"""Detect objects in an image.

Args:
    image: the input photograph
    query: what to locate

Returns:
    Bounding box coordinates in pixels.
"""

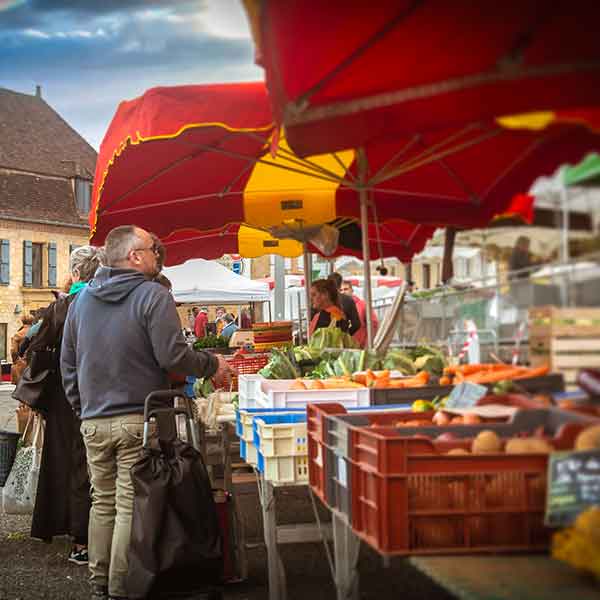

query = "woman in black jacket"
[16,245,104,565]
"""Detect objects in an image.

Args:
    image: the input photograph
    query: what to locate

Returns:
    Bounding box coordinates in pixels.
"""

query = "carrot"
[464,368,529,384]
[353,373,367,386]
[513,365,550,379]
[454,371,465,384]
[439,376,451,386]
[366,369,377,388]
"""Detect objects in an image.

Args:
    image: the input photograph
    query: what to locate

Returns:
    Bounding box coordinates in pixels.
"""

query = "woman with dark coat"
[18,245,104,564]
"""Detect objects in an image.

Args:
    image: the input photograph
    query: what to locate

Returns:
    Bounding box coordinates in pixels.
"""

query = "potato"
[472,430,502,454]
[575,425,600,451]
[505,438,530,454]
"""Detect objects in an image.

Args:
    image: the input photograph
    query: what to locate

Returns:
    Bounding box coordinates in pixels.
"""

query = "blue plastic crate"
[252,413,307,448]
[236,407,304,442]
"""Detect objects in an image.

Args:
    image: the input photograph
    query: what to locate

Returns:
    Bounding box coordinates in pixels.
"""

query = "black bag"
[126,395,223,600]
[11,350,56,415]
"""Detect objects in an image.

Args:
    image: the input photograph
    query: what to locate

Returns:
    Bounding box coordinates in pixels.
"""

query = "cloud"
[0,0,262,150]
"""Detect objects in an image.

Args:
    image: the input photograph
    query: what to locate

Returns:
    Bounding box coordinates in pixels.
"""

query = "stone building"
[0,87,96,361]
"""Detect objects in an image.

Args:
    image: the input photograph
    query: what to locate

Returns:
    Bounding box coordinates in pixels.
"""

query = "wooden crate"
[529,306,600,385]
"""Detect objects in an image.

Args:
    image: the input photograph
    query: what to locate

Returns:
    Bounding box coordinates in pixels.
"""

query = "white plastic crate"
[255,419,308,457]
[259,453,309,485]
[241,439,258,466]
[241,377,370,410]
[238,374,263,408]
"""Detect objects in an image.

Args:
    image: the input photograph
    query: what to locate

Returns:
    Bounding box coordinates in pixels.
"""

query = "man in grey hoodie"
[61,225,231,600]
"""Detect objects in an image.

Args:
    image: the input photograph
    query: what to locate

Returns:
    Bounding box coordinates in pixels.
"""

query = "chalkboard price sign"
[545,449,600,528]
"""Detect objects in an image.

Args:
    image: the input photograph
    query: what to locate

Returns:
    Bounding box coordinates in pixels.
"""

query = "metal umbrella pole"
[357,148,373,348]
[303,246,313,341]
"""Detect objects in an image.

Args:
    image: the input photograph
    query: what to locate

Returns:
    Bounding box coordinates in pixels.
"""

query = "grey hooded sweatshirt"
[61,267,218,420]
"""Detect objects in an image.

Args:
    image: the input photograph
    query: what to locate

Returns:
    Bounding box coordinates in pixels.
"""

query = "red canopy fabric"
[250,0,600,156]
[90,82,274,243]
[160,220,433,267]
[336,121,598,228]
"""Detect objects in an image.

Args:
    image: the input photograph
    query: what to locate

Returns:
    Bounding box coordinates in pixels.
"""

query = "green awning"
[564,152,600,187]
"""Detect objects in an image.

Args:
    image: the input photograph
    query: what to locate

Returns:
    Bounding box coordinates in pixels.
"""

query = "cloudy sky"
[0,0,261,149]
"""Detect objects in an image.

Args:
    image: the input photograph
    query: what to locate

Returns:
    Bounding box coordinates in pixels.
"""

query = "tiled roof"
[0,172,87,227]
[0,88,96,178]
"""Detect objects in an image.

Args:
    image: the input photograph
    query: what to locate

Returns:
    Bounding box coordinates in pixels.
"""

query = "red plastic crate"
[308,402,598,556]
[349,434,552,555]
[225,353,270,392]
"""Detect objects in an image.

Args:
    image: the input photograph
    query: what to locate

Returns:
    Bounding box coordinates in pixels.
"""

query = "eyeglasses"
[132,244,160,256]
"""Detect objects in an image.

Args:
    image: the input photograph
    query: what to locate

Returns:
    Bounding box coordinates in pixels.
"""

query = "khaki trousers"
[81,414,153,597]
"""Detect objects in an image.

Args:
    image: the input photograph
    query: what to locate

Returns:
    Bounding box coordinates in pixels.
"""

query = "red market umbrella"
[90,83,548,248]
[160,220,433,267]
[245,0,600,157]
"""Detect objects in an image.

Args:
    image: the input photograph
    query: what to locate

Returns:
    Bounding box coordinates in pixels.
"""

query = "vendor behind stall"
[221,313,239,342]
[309,279,348,336]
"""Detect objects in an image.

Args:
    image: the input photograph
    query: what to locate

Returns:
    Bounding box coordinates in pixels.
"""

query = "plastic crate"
[256,452,309,484]
[235,408,304,441]
[238,375,264,408]
[253,414,307,457]
[307,403,414,505]
[225,353,270,392]
[243,377,370,410]
[239,439,258,466]
[315,405,598,556]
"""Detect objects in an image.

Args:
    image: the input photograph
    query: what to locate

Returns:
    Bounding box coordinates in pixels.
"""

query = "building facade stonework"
[0,87,96,361]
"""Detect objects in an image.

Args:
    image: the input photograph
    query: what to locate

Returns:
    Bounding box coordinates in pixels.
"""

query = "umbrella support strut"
[303,248,313,341]
[358,149,373,348]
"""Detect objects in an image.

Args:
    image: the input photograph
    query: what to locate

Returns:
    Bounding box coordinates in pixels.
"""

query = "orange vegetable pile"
[441,363,549,385]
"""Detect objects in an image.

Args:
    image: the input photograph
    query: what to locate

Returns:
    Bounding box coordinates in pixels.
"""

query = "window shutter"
[23,240,33,287]
[48,241,57,287]
[0,240,9,285]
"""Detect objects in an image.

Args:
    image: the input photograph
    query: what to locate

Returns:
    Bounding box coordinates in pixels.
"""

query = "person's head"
[200,307,208,313]
[104,225,160,278]
[310,278,339,311]
[516,236,530,252]
[192,307,200,316]
[150,232,166,271]
[21,315,35,326]
[340,280,354,296]
[216,306,226,319]
[328,272,343,290]
[70,245,105,283]
[223,313,235,325]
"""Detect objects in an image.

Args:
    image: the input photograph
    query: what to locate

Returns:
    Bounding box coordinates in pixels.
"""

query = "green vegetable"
[493,380,515,394]
[193,377,215,398]
[193,334,228,350]
[258,348,300,379]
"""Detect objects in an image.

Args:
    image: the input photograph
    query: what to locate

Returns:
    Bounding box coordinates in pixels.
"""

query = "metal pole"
[303,248,313,341]
[561,187,570,263]
[358,148,373,348]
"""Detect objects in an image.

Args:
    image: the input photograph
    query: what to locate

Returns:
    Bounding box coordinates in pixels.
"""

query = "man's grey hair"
[70,245,106,282]
[104,225,142,267]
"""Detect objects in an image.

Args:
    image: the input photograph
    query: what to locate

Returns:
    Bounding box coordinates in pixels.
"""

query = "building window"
[48,241,57,287]
[75,178,92,215]
[0,239,9,285]
[32,243,43,288]
[0,323,6,361]
[422,264,431,289]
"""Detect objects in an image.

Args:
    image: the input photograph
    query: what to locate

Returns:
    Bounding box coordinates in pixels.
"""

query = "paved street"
[0,383,18,433]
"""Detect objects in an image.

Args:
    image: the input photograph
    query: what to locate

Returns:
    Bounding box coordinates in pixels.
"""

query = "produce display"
[193,334,228,350]
[553,507,600,580]
[440,363,550,385]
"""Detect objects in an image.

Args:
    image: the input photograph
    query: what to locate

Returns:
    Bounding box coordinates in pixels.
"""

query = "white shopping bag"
[2,415,44,515]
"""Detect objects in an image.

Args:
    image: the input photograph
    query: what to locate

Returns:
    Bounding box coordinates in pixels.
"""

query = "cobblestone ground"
[1,385,454,600]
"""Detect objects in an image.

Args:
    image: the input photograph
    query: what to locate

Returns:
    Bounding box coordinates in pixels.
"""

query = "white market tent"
[163,258,270,304]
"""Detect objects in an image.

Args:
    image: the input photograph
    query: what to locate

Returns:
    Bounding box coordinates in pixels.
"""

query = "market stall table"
[409,555,600,600]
